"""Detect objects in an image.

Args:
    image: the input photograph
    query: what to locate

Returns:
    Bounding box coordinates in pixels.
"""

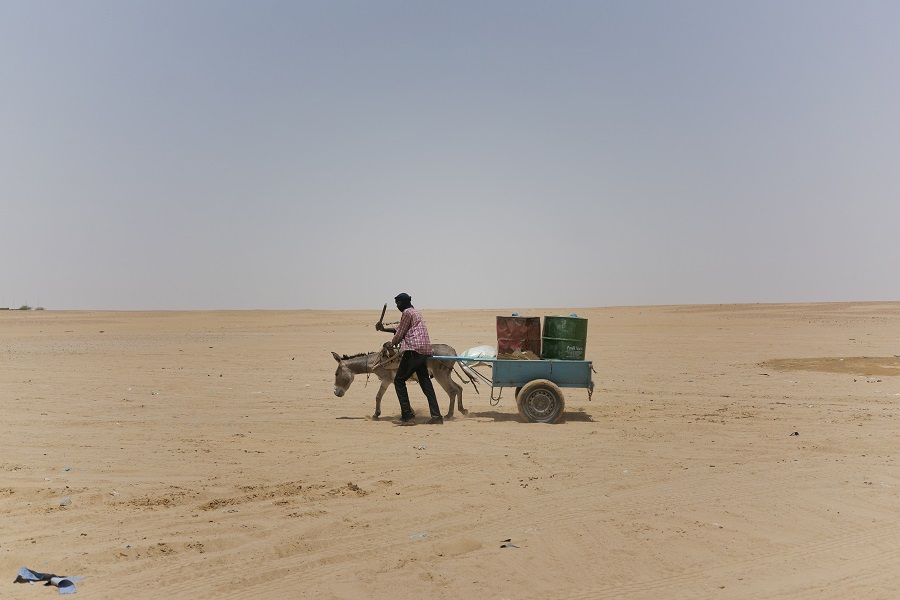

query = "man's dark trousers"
[394,351,441,419]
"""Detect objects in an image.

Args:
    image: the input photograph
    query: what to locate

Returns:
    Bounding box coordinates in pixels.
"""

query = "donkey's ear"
[331,351,342,362]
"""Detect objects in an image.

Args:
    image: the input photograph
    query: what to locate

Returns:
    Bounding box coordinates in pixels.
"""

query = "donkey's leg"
[373,380,391,420]
[449,375,465,415]
[434,368,466,418]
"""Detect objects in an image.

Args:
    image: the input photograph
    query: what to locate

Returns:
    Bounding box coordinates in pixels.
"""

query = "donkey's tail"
[453,363,487,394]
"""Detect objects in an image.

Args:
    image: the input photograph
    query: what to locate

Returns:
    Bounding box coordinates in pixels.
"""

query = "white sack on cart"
[460,345,496,359]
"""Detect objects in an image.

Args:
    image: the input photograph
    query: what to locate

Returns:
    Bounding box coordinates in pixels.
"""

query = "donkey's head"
[331,351,355,397]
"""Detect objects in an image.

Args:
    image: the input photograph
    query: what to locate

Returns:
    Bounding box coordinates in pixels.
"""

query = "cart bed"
[432,356,593,389]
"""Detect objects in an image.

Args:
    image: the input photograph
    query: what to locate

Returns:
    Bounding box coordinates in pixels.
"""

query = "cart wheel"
[516,379,565,423]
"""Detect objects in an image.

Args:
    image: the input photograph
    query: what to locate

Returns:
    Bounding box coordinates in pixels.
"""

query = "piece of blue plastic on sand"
[17,567,49,582]
[15,568,85,594]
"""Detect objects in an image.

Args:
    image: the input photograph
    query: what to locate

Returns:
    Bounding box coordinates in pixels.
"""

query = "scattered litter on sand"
[14,567,86,595]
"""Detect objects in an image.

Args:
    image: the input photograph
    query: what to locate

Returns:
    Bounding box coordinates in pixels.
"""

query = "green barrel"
[541,315,588,360]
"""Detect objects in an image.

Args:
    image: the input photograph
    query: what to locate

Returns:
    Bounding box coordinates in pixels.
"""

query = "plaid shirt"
[391,307,433,355]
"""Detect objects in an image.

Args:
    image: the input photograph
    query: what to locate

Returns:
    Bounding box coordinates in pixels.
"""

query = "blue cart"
[432,356,595,423]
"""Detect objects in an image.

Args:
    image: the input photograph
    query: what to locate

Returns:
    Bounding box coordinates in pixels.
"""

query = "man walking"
[377,293,443,425]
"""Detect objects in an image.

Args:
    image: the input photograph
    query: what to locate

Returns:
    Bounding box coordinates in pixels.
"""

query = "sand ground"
[2,303,899,599]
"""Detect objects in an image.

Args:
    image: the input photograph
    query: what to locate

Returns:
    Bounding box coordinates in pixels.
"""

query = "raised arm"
[375,303,396,333]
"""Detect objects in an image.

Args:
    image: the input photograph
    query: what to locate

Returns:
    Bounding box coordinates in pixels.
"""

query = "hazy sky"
[2,1,899,310]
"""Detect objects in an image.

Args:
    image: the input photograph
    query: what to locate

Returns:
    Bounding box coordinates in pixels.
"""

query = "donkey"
[332,343,467,420]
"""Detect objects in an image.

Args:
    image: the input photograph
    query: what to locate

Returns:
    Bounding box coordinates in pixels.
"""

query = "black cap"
[394,293,411,303]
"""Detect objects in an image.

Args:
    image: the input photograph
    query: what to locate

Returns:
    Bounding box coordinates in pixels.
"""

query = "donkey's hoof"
[460,408,469,415]
[372,414,380,421]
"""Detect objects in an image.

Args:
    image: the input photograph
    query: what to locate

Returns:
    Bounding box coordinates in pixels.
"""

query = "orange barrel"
[496,316,541,359]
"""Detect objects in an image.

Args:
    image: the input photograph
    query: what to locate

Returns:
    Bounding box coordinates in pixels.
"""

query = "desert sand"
[2,303,899,599]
